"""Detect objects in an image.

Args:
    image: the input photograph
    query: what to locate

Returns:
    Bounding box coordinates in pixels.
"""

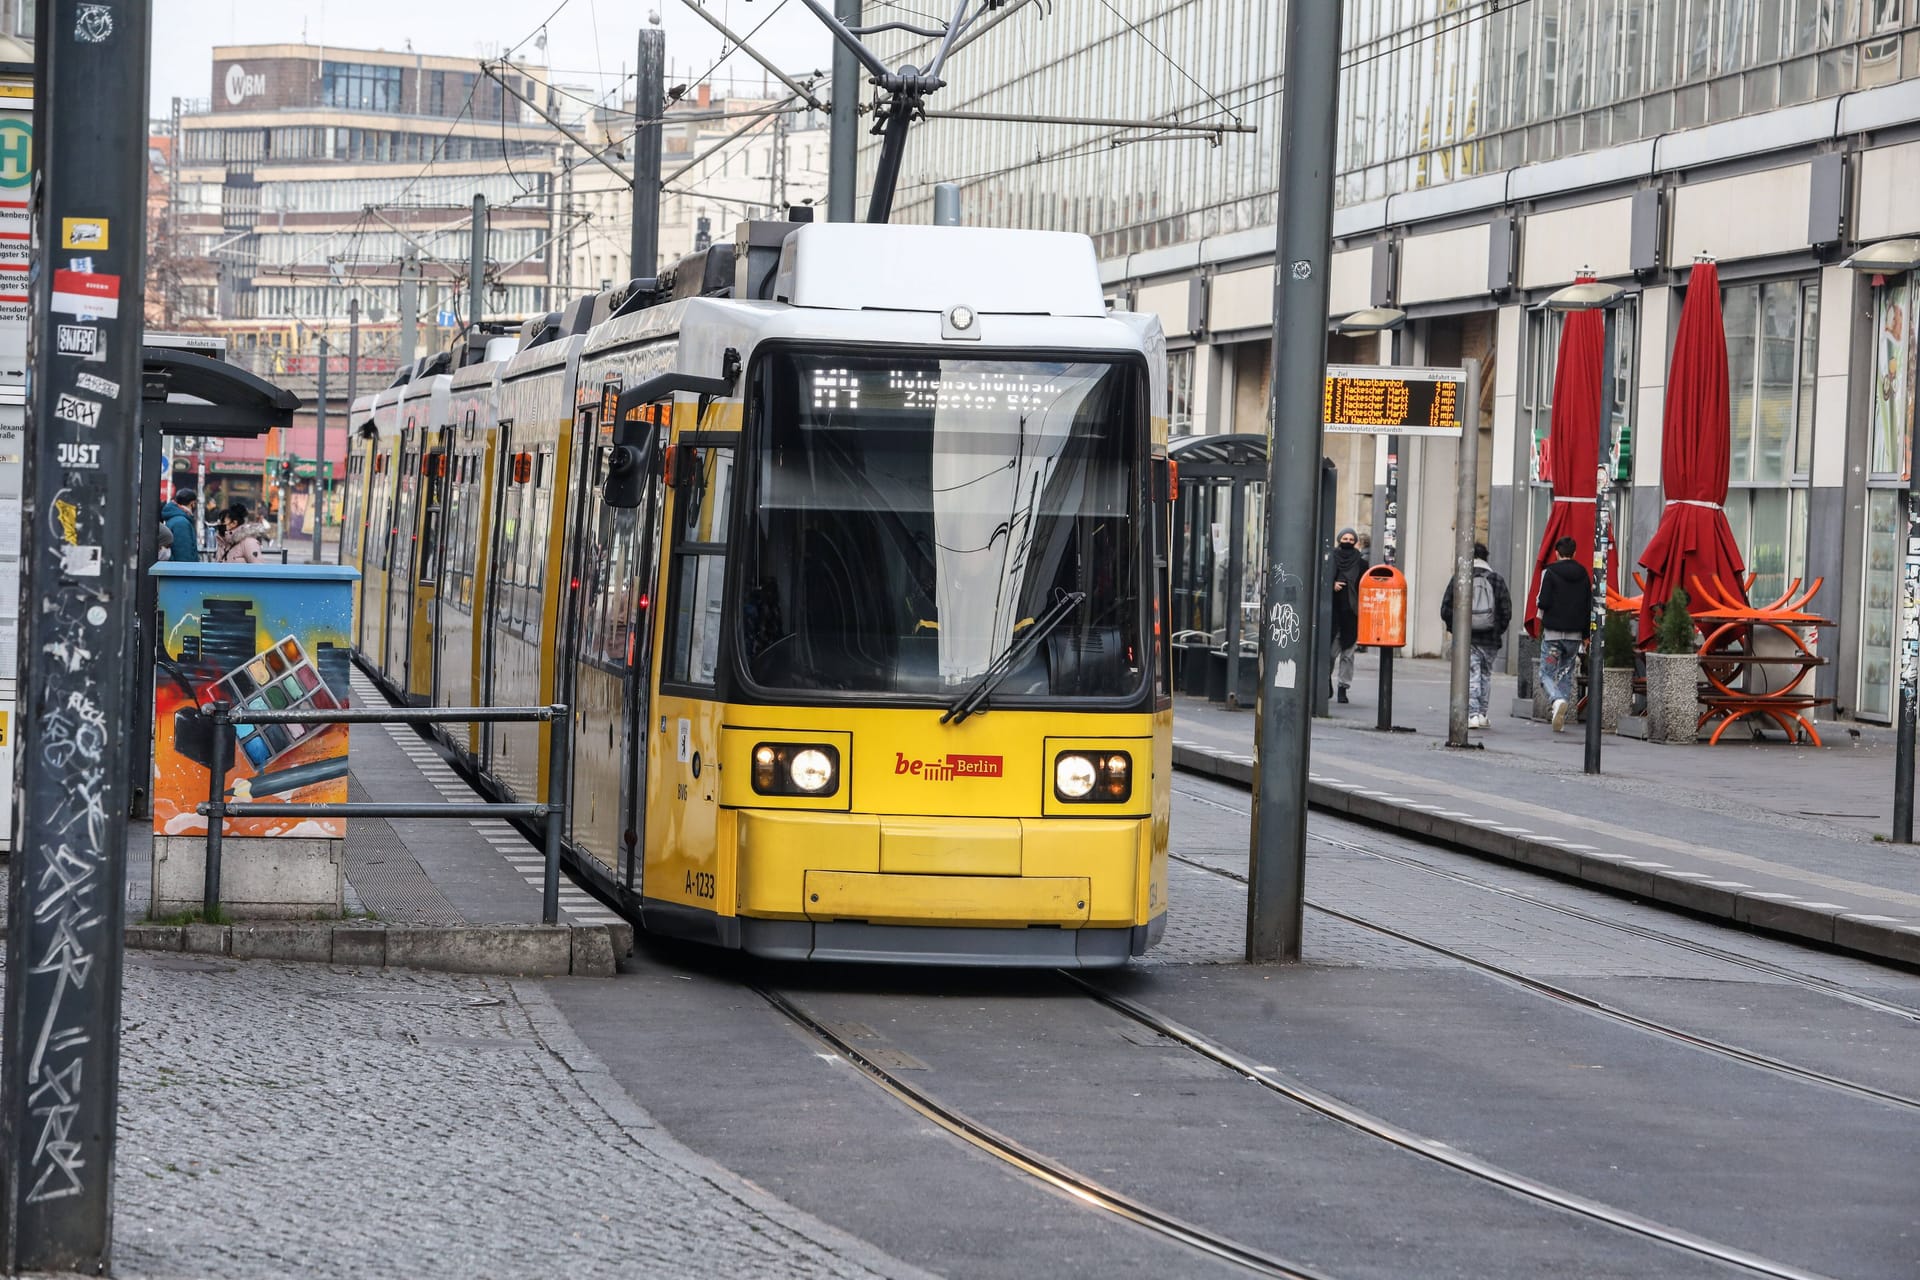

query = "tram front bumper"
[733,809,1152,929]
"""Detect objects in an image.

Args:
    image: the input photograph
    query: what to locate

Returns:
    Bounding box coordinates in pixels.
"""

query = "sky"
[148,0,837,116]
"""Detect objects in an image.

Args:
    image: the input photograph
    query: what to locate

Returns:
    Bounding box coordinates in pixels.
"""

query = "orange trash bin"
[1356,565,1408,648]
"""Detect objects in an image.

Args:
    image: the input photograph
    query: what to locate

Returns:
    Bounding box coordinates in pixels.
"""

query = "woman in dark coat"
[1329,527,1367,703]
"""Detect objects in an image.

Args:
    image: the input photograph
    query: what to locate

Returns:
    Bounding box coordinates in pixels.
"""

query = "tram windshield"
[741,349,1145,702]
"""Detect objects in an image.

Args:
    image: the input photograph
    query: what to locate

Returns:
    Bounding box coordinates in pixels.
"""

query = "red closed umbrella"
[1637,260,1748,644]
[1524,277,1609,637]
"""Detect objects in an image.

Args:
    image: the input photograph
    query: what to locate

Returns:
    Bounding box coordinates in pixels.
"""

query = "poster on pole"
[1324,364,1466,436]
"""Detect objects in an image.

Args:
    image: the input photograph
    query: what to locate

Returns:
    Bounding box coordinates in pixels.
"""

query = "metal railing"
[196,702,574,924]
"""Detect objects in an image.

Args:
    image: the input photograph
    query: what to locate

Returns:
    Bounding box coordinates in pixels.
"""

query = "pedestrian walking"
[1439,541,1512,729]
[217,502,269,564]
[1535,536,1593,733]
[1329,527,1367,704]
[159,488,201,564]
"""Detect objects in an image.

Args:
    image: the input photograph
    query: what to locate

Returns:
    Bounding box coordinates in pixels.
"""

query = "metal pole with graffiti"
[0,1,151,1268]
[1247,0,1342,963]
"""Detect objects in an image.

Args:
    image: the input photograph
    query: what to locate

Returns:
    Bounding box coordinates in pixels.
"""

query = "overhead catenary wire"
[1089,0,1239,126]
[876,0,1533,207]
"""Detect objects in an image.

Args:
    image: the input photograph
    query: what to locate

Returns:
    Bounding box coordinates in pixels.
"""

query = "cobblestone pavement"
[105,952,921,1280]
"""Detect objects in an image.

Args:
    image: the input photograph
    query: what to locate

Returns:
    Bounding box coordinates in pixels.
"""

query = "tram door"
[479,419,515,771]
[565,390,668,893]
[385,421,422,690]
[417,430,452,705]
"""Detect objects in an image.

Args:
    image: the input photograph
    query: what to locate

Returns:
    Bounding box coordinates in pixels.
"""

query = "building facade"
[873,2,1920,720]
[553,83,828,296]
[161,43,564,497]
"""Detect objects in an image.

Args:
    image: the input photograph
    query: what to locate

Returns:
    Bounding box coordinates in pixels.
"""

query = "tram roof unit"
[395,363,454,434]
[769,223,1108,317]
[578,225,1168,436]
[501,330,584,384]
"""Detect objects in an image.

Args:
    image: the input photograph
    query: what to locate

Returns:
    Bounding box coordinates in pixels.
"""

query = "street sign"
[436,307,457,327]
[1324,364,1466,436]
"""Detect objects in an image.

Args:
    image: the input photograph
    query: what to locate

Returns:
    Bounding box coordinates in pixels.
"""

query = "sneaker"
[1550,699,1568,733]
[1336,685,1350,704]
[1468,713,1489,729]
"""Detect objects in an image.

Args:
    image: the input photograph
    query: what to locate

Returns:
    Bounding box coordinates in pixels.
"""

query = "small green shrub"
[1602,609,1635,669]
[1654,587,1696,656]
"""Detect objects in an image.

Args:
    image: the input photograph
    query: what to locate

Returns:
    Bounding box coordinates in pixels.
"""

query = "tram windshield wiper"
[940,591,1086,726]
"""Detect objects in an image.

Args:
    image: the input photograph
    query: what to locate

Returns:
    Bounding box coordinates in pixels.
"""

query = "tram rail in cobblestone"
[1166,846,1920,1114]
[1304,826,1920,1023]
[1173,776,1920,1025]
[1176,771,1920,1022]
[1061,973,1837,1280]
[753,984,1333,1280]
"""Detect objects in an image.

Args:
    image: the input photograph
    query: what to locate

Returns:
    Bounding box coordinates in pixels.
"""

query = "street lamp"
[1333,306,1408,732]
[1545,278,1630,777]
[1843,240,1920,841]
[1842,238,1920,275]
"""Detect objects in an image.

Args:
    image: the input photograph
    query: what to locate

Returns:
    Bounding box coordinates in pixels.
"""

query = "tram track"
[1176,777,1920,1025]
[758,970,1835,1280]
[1172,774,1920,1025]
[1060,975,1837,1280]
[753,983,1333,1280]
[1162,841,1920,1114]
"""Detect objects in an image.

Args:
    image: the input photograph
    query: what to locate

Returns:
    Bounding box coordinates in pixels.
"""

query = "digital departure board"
[1323,364,1466,436]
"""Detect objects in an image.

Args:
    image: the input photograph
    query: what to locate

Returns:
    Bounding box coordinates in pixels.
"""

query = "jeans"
[1538,638,1582,706]
[1468,643,1498,717]
[1332,640,1357,689]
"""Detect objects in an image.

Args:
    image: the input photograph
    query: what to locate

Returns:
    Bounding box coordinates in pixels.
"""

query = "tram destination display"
[1323,364,1465,437]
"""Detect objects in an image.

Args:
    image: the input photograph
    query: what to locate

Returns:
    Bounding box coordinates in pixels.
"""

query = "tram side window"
[666,446,733,686]
[580,502,637,672]
[342,456,361,561]
[419,456,445,584]
[508,475,533,633]
[522,445,556,635]
[452,452,479,607]
[374,451,394,569]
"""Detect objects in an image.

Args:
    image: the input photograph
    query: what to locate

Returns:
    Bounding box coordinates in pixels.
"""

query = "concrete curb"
[1172,742,1920,969]
[126,920,637,978]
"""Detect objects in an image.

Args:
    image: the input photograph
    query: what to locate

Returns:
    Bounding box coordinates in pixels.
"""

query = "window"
[666,446,734,686]
[739,352,1146,703]
[1868,277,1911,478]
[1721,276,1819,606]
[322,62,403,113]
[1168,349,1196,437]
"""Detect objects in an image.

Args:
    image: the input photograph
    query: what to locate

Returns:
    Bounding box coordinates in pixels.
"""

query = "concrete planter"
[1601,667,1634,732]
[1643,651,1701,744]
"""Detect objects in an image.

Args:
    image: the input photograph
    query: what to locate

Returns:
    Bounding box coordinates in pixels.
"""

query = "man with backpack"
[1440,541,1512,729]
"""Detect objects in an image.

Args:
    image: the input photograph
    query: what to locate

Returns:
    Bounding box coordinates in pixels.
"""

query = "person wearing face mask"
[1328,527,1368,704]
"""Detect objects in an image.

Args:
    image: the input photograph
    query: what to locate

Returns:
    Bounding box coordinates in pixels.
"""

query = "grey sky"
[149,0,834,115]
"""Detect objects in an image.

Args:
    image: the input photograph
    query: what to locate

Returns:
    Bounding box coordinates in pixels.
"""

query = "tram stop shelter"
[1170,433,1268,707]
[130,345,302,817]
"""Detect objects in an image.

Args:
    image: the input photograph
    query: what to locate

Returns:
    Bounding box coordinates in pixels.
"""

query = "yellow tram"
[345,220,1172,965]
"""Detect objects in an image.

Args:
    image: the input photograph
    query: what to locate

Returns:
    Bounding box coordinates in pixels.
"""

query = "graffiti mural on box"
[152,579,354,838]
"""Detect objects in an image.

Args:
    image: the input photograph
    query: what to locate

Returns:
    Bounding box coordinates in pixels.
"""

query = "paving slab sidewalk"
[1174,653,1920,967]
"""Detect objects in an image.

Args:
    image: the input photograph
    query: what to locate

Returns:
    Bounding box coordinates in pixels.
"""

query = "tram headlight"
[1054,751,1133,803]
[750,742,840,797]
[789,748,835,793]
